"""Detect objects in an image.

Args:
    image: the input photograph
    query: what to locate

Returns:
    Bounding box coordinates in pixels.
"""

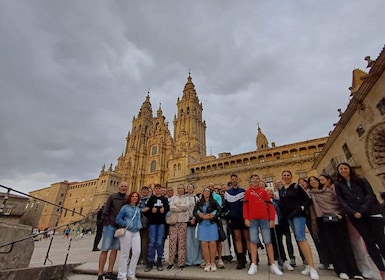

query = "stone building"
[0,192,29,224]
[26,74,328,230]
[313,45,385,195]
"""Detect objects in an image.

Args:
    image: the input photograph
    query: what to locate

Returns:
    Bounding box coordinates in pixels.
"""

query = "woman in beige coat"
[167,184,189,269]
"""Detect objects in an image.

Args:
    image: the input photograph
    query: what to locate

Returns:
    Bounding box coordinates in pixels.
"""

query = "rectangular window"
[342,143,352,160]
[265,176,274,188]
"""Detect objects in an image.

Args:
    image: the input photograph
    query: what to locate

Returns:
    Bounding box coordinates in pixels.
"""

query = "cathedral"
[22,45,385,230]
[26,73,328,230]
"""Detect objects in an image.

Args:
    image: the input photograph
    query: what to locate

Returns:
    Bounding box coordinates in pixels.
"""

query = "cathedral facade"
[28,74,327,230]
[26,43,385,231]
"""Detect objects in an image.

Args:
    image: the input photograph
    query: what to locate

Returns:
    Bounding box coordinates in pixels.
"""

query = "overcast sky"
[1,1,384,194]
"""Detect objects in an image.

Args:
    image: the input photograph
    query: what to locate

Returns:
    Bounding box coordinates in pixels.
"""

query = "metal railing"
[0,184,91,280]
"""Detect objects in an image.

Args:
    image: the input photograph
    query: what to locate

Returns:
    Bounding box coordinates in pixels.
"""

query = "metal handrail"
[0,184,86,217]
[0,184,93,280]
[0,216,86,251]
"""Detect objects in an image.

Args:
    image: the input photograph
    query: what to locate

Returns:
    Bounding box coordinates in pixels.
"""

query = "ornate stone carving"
[367,121,385,168]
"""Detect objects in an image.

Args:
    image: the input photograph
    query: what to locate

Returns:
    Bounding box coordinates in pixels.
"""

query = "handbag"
[217,219,227,242]
[322,213,340,222]
[114,227,126,238]
[141,213,149,229]
[114,208,138,238]
[166,211,178,225]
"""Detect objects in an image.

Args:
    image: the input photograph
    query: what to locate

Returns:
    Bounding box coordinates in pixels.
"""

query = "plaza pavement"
[29,232,380,280]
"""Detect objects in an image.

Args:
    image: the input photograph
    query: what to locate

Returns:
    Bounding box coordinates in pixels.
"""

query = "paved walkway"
[30,233,380,280]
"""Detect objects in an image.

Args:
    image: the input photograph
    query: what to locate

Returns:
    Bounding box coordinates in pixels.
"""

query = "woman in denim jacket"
[116,191,142,280]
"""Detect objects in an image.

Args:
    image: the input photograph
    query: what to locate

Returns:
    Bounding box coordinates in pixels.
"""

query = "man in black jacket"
[97,182,128,280]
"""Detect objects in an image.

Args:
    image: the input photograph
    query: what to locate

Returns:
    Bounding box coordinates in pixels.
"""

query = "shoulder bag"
[114,207,138,238]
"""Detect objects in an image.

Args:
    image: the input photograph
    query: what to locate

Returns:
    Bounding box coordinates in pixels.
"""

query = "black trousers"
[350,217,385,272]
[92,223,103,249]
[320,218,361,277]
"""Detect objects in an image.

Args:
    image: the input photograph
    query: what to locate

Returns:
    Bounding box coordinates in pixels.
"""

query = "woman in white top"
[167,184,189,269]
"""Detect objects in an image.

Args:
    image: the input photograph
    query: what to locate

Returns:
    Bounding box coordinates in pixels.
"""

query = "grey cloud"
[0,1,384,194]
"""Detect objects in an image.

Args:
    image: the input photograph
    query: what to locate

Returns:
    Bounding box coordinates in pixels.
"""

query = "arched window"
[151,160,156,172]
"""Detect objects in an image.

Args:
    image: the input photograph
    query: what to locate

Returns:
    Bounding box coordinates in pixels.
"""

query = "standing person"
[219,183,233,263]
[274,179,296,267]
[63,225,71,239]
[208,182,225,269]
[115,191,142,280]
[224,174,250,270]
[278,170,319,280]
[335,162,385,280]
[143,184,169,272]
[244,174,283,276]
[310,173,362,280]
[185,184,201,266]
[97,182,128,280]
[139,186,151,266]
[193,187,222,272]
[307,176,332,270]
[265,187,294,272]
[167,184,189,270]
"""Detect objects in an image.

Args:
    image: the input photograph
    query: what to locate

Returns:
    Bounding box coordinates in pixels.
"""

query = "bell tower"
[256,124,269,150]
[173,73,206,161]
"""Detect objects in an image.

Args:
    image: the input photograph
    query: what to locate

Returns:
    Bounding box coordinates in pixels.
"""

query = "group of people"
[95,162,385,280]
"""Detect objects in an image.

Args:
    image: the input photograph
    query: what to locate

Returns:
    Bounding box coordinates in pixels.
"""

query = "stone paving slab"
[29,232,380,280]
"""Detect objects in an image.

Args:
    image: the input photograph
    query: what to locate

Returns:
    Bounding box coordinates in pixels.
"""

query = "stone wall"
[0,222,34,270]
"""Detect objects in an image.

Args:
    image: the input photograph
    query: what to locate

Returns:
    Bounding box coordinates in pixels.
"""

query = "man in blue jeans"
[97,182,128,280]
[142,184,169,272]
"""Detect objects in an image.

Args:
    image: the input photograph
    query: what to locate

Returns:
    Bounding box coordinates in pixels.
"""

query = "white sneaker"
[310,267,319,280]
[210,263,217,272]
[270,263,283,276]
[301,265,310,276]
[283,260,294,271]
[204,263,210,272]
[339,273,349,280]
[248,263,258,275]
[362,271,373,279]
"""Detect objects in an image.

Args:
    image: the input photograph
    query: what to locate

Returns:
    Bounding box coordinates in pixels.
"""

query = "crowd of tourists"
[95,162,385,280]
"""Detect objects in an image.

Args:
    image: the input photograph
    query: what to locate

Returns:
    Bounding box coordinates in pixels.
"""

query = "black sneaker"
[157,262,164,271]
[97,275,104,280]
[236,262,245,269]
[167,264,174,270]
[104,272,116,280]
[144,264,152,272]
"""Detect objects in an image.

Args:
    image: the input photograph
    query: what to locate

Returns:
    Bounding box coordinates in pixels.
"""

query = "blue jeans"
[147,223,165,263]
[249,219,272,244]
[287,216,306,241]
[101,225,120,251]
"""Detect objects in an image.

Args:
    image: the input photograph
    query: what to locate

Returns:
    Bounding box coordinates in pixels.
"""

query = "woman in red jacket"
[244,174,283,276]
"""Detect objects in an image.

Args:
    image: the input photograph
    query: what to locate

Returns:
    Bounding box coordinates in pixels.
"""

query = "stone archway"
[366,121,385,188]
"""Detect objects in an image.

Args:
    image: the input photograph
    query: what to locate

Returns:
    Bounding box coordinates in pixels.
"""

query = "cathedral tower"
[168,74,206,185]
[115,93,173,190]
[173,74,206,160]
